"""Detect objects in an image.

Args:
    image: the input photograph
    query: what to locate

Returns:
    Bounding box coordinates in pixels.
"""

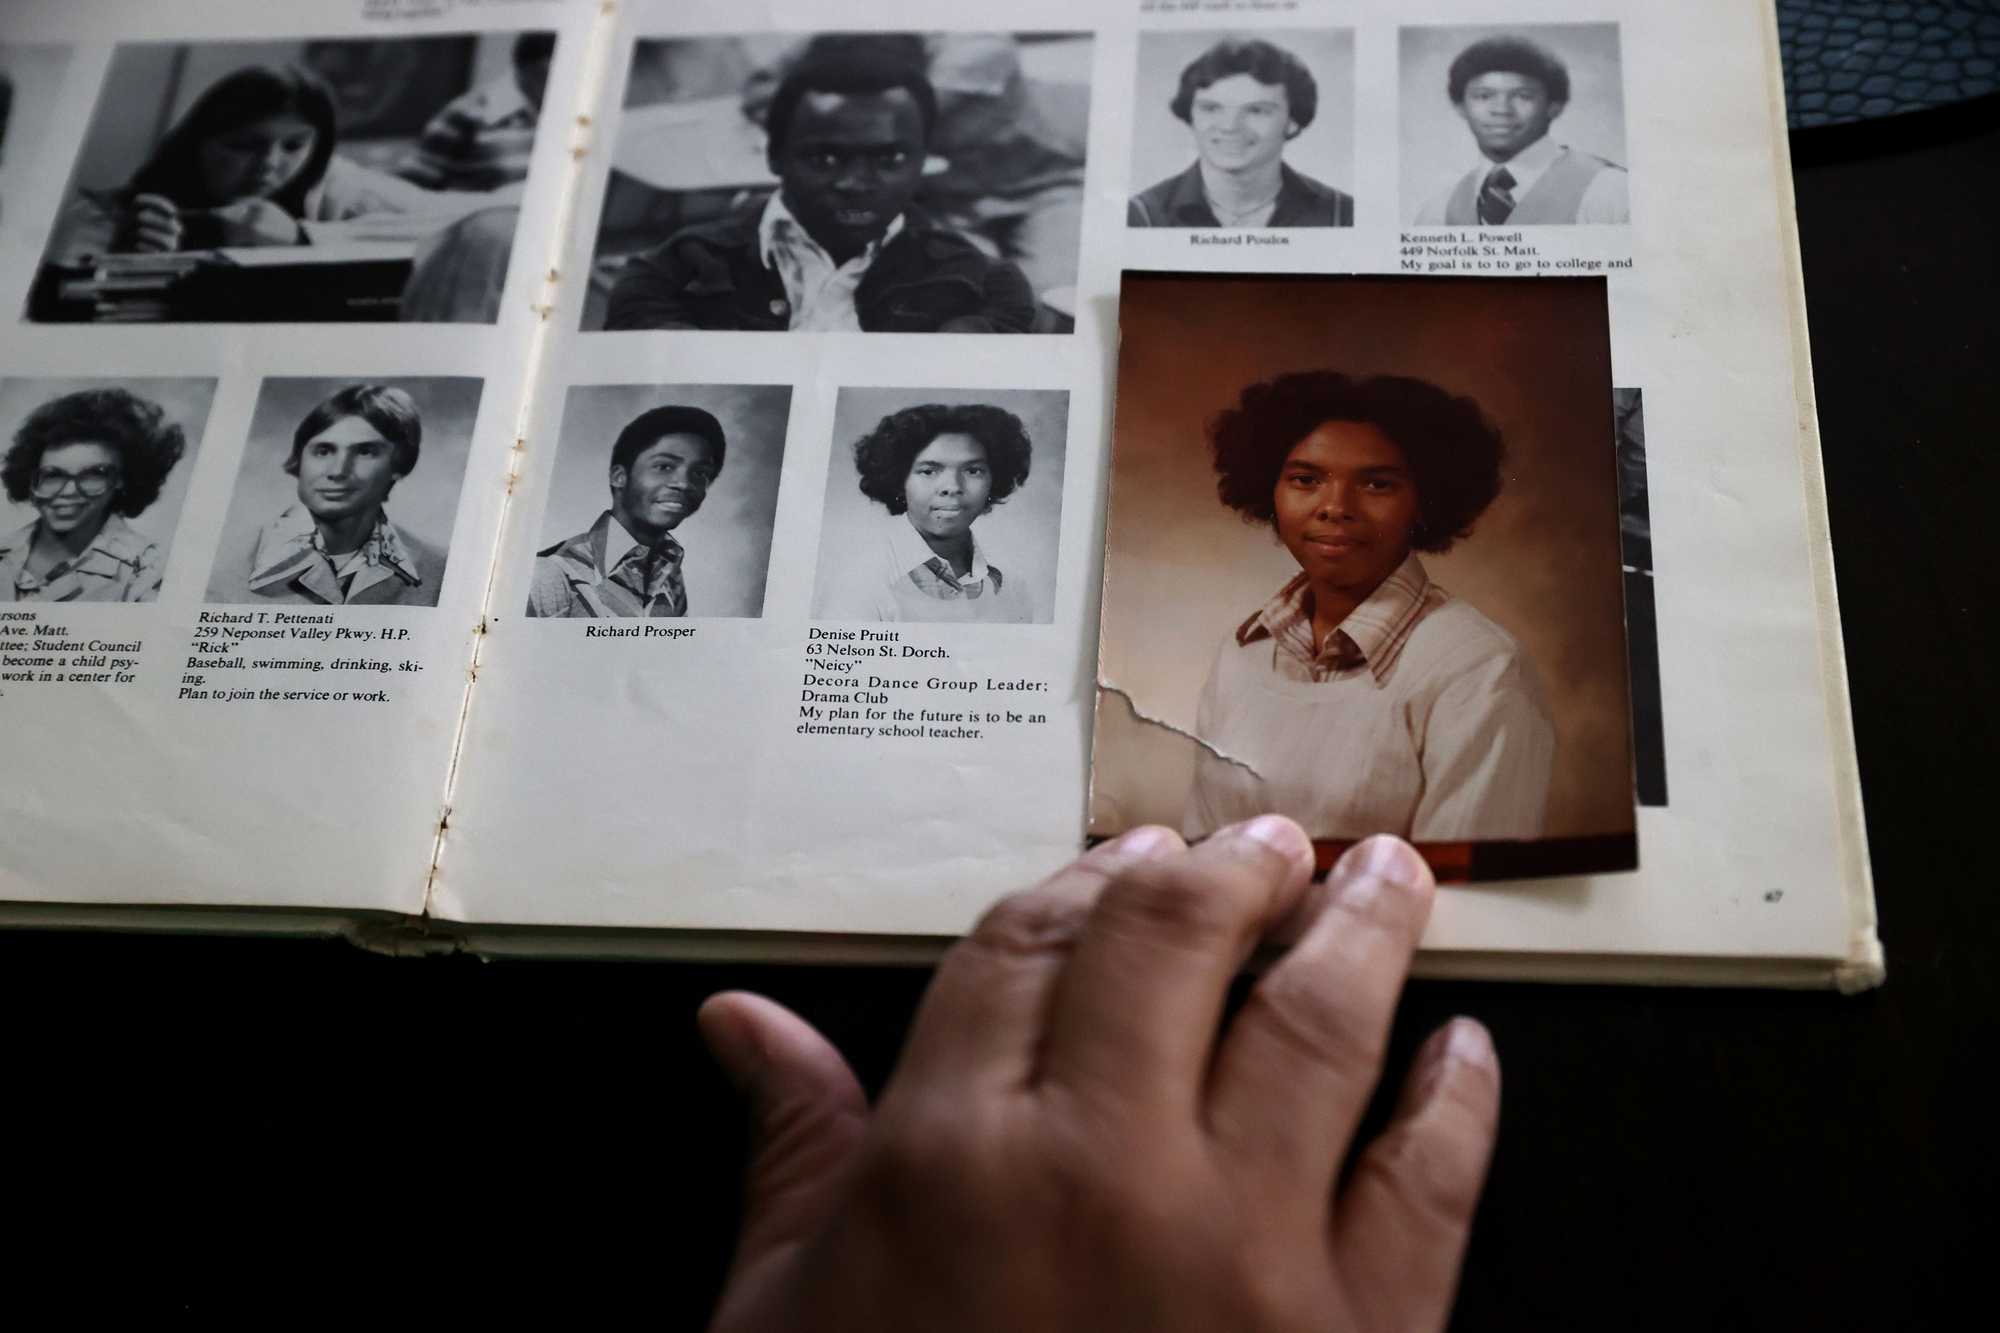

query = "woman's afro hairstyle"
[2,387,187,517]
[853,402,1033,515]
[1208,370,1503,552]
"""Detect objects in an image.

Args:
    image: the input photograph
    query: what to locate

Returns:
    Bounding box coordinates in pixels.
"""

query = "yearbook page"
[436,0,1878,985]
[0,0,603,917]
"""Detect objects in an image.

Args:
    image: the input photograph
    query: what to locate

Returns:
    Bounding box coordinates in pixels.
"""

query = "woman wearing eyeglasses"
[0,387,188,603]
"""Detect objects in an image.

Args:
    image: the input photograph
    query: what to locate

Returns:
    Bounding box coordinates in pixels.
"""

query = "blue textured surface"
[1779,0,2000,126]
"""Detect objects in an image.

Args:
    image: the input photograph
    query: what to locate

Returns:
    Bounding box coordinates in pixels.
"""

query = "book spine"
[418,1,630,916]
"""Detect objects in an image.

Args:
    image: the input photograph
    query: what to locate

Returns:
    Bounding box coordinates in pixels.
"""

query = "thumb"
[699,991,869,1271]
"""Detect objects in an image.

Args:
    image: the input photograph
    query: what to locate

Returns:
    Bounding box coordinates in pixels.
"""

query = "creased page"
[434,0,1873,980]
[0,0,598,915]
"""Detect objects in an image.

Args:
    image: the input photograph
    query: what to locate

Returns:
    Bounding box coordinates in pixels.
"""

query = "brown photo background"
[1094,272,1634,848]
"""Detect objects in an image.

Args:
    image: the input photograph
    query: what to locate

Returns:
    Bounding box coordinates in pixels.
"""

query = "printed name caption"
[0,611,141,693]
[799,626,1051,741]
[580,623,697,640]
[1398,231,1634,275]
[180,609,422,705]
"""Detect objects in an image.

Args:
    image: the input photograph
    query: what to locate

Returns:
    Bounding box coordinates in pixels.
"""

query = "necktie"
[1478,166,1517,224]
[610,541,687,615]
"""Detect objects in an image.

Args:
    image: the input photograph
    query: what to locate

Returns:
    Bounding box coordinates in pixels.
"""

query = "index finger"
[1036,816,1315,1112]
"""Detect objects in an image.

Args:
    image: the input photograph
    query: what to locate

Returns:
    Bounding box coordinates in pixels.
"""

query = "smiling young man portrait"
[209,383,449,608]
[528,405,723,618]
[1129,36,1354,229]
[605,43,1036,333]
[1413,33,1629,227]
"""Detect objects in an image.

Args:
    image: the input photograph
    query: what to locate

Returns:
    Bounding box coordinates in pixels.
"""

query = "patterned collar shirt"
[527,510,689,617]
[247,504,424,606]
[597,511,686,615]
[1239,553,1437,683]
[888,513,996,602]
[0,514,165,604]
[816,516,1036,624]
[756,192,906,331]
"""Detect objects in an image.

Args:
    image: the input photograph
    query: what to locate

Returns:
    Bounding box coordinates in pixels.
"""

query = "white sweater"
[1184,586,1555,842]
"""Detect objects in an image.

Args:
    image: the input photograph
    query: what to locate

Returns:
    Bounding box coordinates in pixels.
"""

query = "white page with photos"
[436,0,1876,981]
[0,0,599,916]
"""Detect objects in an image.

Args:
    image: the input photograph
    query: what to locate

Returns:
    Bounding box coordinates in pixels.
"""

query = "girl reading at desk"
[47,63,444,262]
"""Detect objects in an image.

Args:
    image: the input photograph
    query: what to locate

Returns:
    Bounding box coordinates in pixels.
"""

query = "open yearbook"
[0,0,1882,990]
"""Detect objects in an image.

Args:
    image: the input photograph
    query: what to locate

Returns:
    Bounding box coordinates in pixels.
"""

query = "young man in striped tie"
[1413,35,1629,227]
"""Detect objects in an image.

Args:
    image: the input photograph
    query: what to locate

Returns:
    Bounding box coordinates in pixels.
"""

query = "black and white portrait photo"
[205,377,483,608]
[1128,30,1355,229]
[584,31,1092,333]
[1401,24,1629,227]
[0,378,214,605]
[0,44,73,228]
[526,384,791,619]
[812,387,1067,625]
[29,32,556,324]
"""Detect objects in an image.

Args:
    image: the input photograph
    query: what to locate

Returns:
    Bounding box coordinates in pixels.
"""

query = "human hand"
[124,193,183,253]
[210,197,303,247]
[699,818,1500,1333]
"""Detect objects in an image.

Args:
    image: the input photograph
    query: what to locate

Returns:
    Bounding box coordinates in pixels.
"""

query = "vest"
[1445,149,1617,226]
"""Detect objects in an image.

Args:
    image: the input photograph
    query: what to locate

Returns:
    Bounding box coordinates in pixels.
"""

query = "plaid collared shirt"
[247,505,423,605]
[1236,554,1440,684]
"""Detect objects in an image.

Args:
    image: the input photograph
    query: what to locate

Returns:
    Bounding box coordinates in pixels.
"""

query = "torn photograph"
[1401,24,1629,227]
[527,383,791,619]
[585,31,1091,333]
[205,377,484,608]
[1093,272,1636,881]
[28,32,555,324]
[1128,29,1355,229]
[811,386,1067,625]
[0,377,215,605]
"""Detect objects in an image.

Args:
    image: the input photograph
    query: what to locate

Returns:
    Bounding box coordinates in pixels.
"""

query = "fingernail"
[1337,834,1430,892]
[1443,1017,1496,1072]
[1107,825,1178,862]
[1219,814,1312,862]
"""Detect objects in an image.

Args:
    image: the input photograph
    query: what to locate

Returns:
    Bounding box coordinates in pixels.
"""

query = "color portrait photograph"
[30,32,555,323]
[584,30,1092,333]
[526,383,791,620]
[1093,272,1636,880]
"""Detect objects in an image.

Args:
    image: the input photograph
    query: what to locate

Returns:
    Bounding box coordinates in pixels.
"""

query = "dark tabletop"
[5,100,1996,1327]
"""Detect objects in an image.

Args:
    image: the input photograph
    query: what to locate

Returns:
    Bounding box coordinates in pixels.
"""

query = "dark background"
[4,95,1995,1330]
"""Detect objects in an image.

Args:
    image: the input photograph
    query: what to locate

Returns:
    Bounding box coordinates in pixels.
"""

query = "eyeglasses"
[31,465,121,499]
